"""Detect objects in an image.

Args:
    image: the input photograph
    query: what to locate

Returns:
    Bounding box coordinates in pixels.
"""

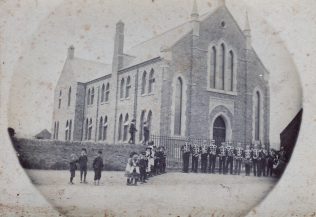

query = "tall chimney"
[68,45,75,59]
[112,20,125,72]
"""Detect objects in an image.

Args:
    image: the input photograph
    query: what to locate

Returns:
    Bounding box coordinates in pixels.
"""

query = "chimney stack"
[112,20,125,72]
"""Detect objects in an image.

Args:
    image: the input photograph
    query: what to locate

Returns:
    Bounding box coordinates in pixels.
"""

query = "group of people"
[69,148,104,185]
[181,138,280,177]
[125,142,167,185]
[128,119,150,146]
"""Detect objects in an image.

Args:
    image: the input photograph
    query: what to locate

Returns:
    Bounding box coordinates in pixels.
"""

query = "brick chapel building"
[52,0,270,146]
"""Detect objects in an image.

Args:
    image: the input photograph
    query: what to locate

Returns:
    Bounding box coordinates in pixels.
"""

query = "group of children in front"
[182,139,278,177]
[125,142,166,186]
[69,148,104,185]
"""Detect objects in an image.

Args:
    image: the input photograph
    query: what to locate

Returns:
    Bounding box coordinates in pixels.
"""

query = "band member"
[260,146,268,176]
[244,144,252,176]
[225,141,234,175]
[252,143,260,177]
[128,119,137,144]
[191,141,201,173]
[200,140,209,173]
[218,142,227,174]
[266,150,274,177]
[234,143,244,175]
[208,140,217,174]
[181,137,191,173]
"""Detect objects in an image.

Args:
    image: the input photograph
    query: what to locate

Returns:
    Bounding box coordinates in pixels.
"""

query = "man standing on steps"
[128,119,137,144]
[181,137,192,173]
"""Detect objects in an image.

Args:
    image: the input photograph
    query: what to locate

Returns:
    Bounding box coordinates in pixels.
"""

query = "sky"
[3,0,302,144]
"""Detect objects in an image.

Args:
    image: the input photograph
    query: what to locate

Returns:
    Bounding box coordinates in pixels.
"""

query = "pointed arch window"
[118,114,123,141]
[87,89,91,105]
[219,43,225,90]
[147,110,152,136]
[141,71,147,94]
[139,110,145,141]
[174,77,183,135]
[254,91,261,141]
[91,88,95,105]
[123,114,129,141]
[148,69,155,93]
[120,78,125,99]
[99,116,103,140]
[126,76,131,98]
[68,87,71,106]
[229,50,234,91]
[65,120,69,141]
[210,46,216,89]
[88,118,93,140]
[101,84,105,103]
[69,120,72,140]
[103,116,108,141]
[58,90,62,109]
[105,83,110,102]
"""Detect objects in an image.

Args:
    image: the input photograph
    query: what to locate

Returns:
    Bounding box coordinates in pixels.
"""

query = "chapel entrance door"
[213,116,226,146]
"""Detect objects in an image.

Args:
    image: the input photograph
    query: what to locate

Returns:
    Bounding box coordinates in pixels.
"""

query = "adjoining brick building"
[52,0,270,146]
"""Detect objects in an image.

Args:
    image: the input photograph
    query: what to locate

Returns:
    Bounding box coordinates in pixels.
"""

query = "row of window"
[53,120,72,140]
[58,87,72,109]
[209,43,235,91]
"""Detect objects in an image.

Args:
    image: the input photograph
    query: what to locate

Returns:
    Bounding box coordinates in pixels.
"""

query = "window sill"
[206,88,237,96]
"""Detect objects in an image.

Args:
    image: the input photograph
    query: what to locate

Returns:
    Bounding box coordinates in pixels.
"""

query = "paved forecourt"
[26,170,278,217]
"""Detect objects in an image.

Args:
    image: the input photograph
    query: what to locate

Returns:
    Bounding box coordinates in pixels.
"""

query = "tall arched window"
[58,90,62,109]
[56,121,59,139]
[174,77,183,135]
[254,91,261,141]
[88,118,93,140]
[118,114,123,141]
[229,50,234,91]
[69,120,72,140]
[147,110,152,136]
[105,83,110,102]
[126,76,131,98]
[139,110,145,141]
[123,114,129,141]
[210,46,216,89]
[87,89,90,105]
[148,69,155,93]
[91,88,95,105]
[213,116,226,146]
[103,116,108,141]
[85,118,88,140]
[219,43,225,90]
[101,84,105,102]
[99,116,103,140]
[65,120,69,140]
[120,78,125,99]
[68,87,71,106]
[141,71,147,94]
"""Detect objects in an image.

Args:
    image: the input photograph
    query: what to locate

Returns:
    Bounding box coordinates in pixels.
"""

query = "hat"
[98,150,102,154]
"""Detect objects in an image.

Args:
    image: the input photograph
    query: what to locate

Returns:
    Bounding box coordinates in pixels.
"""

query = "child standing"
[125,152,140,185]
[78,148,88,183]
[139,152,147,183]
[93,150,104,185]
[69,154,78,184]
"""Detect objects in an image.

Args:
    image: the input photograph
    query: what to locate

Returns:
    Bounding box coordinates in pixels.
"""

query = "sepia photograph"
[2,0,307,216]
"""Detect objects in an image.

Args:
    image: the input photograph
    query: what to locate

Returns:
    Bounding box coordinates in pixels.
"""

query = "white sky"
[3,0,302,144]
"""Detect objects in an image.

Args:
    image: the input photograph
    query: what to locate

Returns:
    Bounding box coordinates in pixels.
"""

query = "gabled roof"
[124,10,215,68]
[35,129,51,139]
[67,57,111,83]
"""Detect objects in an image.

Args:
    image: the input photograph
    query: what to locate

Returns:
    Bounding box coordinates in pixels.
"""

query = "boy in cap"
[69,153,78,184]
[139,151,147,183]
[78,148,88,183]
[93,150,104,185]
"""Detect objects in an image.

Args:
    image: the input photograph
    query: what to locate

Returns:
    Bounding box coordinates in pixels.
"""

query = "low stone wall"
[12,138,145,171]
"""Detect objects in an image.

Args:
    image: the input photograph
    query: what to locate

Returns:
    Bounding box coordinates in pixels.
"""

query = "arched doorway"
[213,116,226,146]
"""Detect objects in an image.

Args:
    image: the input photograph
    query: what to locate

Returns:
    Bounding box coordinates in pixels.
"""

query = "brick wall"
[13,138,145,171]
